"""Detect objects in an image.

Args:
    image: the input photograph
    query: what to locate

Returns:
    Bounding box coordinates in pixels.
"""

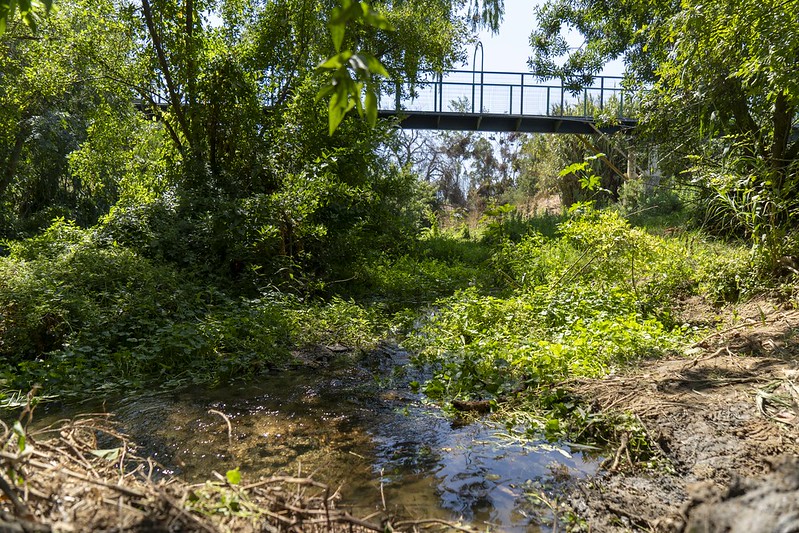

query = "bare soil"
[562,299,799,532]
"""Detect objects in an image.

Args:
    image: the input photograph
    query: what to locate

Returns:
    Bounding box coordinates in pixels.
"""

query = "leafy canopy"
[0,0,52,33]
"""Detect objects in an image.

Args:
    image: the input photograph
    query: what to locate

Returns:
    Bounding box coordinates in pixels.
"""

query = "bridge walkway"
[377,70,638,134]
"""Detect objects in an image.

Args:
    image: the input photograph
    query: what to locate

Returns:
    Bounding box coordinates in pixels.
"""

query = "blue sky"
[471,0,624,76]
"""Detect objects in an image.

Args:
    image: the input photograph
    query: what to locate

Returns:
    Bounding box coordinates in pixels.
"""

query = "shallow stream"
[40,344,598,531]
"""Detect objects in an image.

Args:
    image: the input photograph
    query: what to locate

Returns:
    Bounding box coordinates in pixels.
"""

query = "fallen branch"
[392,518,479,532]
[207,409,233,444]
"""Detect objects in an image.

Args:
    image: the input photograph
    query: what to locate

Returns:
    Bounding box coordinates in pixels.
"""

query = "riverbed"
[36,343,598,531]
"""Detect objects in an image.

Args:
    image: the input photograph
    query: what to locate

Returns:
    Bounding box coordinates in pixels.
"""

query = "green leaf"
[315,83,336,103]
[226,467,241,485]
[349,2,367,19]
[328,94,346,135]
[320,0,395,135]
[12,421,25,453]
[330,23,345,53]
[365,88,377,127]
[363,8,394,31]
[319,54,344,70]
[330,1,359,24]
[356,52,389,78]
[559,161,587,177]
[90,448,122,461]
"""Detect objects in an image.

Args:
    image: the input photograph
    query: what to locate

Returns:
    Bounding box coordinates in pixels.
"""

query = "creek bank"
[683,456,799,533]
[558,304,799,532]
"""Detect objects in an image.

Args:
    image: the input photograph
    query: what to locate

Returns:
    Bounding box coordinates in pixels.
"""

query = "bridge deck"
[139,70,638,134]
[379,110,636,134]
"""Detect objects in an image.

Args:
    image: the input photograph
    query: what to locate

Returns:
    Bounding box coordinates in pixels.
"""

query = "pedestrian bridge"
[376,70,637,134]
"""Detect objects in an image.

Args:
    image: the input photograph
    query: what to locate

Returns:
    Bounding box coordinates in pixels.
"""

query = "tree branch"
[140,0,191,150]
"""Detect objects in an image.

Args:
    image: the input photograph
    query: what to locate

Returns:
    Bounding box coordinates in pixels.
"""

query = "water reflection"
[37,346,598,531]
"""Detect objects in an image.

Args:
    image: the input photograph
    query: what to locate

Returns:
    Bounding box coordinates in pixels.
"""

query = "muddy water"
[45,345,598,531]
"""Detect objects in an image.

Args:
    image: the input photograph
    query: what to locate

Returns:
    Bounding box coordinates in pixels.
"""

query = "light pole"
[471,41,484,114]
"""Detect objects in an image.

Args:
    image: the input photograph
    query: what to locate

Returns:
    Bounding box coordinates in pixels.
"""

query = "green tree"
[1,0,508,282]
[0,0,141,235]
[0,0,53,34]
[531,0,799,267]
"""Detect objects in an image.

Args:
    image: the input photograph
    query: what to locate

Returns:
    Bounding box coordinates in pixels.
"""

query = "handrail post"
[433,75,437,112]
[583,88,588,117]
[471,43,484,114]
[480,70,484,113]
[520,74,524,115]
[546,87,550,115]
[472,41,485,113]
[395,80,401,112]
[441,71,445,113]
[471,77,475,114]
[600,77,605,111]
[560,86,564,116]
[509,85,513,115]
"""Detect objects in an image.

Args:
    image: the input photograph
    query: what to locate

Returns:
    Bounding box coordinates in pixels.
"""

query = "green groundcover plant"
[405,206,754,403]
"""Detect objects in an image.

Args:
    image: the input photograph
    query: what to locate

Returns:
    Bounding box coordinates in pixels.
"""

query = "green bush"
[406,285,682,401]
[405,206,771,409]
[287,296,385,348]
[693,241,754,303]
[0,219,297,397]
[618,177,682,216]
[405,207,759,403]
[353,253,484,306]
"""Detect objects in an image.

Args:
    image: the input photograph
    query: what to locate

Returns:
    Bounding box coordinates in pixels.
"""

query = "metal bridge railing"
[378,70,636,120]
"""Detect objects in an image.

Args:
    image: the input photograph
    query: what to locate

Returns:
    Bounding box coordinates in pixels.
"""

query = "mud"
[561,301,799,532]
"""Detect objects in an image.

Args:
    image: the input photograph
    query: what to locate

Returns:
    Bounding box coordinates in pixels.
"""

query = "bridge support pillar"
[627,149,637,181]
[643,146,662,193]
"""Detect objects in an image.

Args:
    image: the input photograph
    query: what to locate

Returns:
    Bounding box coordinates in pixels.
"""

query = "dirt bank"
[562,300,799,532]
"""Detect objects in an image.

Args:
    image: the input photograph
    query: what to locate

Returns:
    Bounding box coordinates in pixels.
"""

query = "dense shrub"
[618,177,683,216]
[0,219,388,399]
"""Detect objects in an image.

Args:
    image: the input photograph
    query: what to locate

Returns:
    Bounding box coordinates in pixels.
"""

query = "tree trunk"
[769,90,794,192]
[0,126,27,201]
[140,0,191,155]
